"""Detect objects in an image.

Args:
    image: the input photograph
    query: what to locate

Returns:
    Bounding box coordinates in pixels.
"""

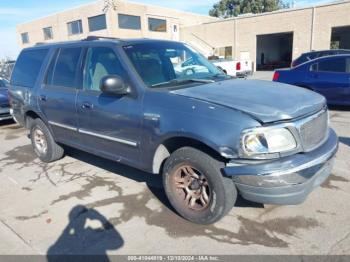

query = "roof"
[24,36,184,50]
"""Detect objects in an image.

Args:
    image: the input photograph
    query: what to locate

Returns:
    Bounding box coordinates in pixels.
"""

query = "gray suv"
[9,37,338,224]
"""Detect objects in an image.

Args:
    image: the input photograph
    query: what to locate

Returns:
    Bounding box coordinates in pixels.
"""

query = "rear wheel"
[30,118,64,163]
[163,147,237,224]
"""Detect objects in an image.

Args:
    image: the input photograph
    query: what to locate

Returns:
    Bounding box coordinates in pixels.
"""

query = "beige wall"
[16,0,216,48]
[181,1,350,69]
[16,0,350,68]
[313,2,350,50]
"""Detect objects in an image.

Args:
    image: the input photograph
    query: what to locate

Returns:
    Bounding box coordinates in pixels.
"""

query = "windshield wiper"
[151,78,215,88]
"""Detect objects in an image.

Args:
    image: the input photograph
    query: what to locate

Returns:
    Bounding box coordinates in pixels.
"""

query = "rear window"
[11,49,48,87]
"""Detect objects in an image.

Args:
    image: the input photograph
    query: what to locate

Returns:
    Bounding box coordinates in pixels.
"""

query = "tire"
[163,147,237,224]
[29,118,64,163]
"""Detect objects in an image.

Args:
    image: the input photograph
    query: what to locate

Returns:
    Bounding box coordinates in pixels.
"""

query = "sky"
[0,0,335,59]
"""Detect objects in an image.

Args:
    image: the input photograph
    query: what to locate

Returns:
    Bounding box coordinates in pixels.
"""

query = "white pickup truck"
[209,58,253,78]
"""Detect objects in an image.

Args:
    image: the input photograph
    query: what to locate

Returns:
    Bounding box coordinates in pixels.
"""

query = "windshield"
[123,42,227,88]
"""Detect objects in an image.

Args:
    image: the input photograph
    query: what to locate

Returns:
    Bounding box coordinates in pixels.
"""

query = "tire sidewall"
[30,119,54,162]
[163,149,235,224]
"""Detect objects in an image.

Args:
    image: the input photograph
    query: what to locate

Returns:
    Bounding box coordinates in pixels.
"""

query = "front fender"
[140,90,261,172]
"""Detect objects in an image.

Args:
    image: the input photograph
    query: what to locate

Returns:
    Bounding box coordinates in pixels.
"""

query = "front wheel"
[163,147,237,224]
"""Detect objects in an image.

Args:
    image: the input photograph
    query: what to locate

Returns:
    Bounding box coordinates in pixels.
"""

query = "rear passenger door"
[38,47,83,145]
[307,57,350,104]
[77,46,142,165]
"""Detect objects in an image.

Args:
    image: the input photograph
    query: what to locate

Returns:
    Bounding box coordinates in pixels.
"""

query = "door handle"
[39,95,47,102]
[81,102,93,109]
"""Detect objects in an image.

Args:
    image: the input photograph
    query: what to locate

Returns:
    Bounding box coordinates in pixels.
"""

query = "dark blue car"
[0,78,12,121]
[9,38,338,224]
[274,54,350,105]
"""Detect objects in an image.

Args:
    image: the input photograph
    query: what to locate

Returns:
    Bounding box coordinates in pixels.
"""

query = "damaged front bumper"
[224,128,339,205]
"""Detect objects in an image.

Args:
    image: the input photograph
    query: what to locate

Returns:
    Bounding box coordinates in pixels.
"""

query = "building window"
[148,18,167,32]
[118,14,141,30]
[67,20,83,35]
[43,27,53,40]
[216,46,233,59]
[88,14,107,32]
[21,32,29,44]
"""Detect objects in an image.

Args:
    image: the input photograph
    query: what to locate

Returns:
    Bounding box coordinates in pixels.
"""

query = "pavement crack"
[328,231,350,254]
[0,218,37,253]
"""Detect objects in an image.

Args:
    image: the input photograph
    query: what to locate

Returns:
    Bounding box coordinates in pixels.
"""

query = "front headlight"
[240,127,297,159]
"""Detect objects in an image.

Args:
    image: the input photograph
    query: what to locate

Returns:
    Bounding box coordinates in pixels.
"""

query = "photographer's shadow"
[47,205,123,261]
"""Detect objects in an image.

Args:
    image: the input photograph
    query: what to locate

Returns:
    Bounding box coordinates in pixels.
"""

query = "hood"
[172,79,326,123]
[0,88,9,105]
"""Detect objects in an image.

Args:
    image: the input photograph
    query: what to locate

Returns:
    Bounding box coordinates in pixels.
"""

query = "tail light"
[272,71,280,81]
[236,62,241,71]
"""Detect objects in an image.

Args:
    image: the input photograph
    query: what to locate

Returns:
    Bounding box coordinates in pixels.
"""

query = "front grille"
[299,110,328,151]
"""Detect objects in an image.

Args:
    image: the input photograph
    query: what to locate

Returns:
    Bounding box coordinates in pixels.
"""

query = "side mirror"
[100,75,129,95]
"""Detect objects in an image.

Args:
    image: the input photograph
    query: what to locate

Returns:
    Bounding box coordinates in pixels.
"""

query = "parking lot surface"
[0,91,349,255]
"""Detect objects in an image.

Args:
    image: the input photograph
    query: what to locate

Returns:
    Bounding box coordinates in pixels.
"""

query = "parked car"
[0,78,12,121]
[174,57,210,76]
[208,58,252,77]
[9,38,338,224]
[273,54,350,105]
[0,60,15,80]
[291,49,350,68]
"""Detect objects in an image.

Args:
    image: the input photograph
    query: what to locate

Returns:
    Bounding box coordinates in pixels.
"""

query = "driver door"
[77,45,142,165]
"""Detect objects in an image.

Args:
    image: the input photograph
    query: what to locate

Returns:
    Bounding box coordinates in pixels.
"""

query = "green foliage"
[209,0,290,18]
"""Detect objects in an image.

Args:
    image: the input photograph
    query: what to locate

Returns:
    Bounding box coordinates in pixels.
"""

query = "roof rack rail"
[35,42,45,46]
[84,36,120,41]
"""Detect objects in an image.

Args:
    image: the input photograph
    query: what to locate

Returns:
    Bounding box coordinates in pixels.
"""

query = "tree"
[209,0,290,18]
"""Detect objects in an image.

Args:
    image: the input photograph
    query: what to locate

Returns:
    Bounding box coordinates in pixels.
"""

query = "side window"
[318,58,346,73]
[51,47,82,88]
[84,47,124,91]
[11,49,48,88]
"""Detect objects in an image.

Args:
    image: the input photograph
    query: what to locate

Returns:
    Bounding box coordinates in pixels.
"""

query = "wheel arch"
[152,136,228,174]
[24,110,49,130]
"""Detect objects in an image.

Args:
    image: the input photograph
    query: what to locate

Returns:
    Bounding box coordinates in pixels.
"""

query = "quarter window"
[11,49,48,88]
[67,20,83,35]
[88,14,107,32]
[118,14,141,30]
[148,18,166,32]
[84,47,125,91]
[21,32,29,44]
[50,48,82,88]
[43,27,53,40]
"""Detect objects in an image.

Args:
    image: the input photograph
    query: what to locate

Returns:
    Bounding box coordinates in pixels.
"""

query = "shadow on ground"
[328,105,350,111]
[1,144,322,249]
[339,136,350,147]
[47,205,123,261]
[65,147,261,212]
[0,119,15,127]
